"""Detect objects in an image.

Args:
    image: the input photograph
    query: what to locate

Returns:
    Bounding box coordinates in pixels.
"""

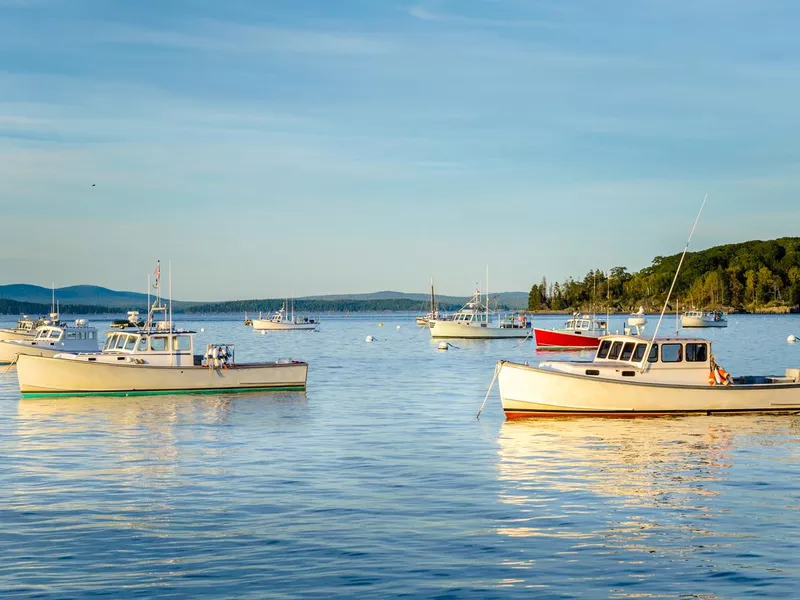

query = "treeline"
[528,237,800,312]
[0,299,134,315]
[185,298,467,314]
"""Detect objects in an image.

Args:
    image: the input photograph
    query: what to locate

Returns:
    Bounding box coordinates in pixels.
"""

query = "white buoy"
[378,322,383,327]
[396,325,401,330]
[789,334,797,344]
[261,331,267,335]
[200,328,205,333]
[366,335,375,343]
[438,341,449,351]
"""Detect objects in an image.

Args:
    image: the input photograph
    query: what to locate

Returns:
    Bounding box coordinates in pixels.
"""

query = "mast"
[168,261,173,366]
[430,277,435,315]
[640,193,708,372]
[486,265,490,322]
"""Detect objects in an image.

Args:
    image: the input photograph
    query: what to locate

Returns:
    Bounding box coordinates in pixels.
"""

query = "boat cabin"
[540,334,715,385]
[452,309,492,325]
[595,336,709,367]
[564,314,606,333]
[60,328,197,366]
[15,316,36,332]
[31,323,98,346]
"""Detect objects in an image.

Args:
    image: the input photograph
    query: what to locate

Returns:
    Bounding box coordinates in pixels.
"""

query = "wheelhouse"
[594,336,710,368]
[102,330,195,355]
[565,314,606,332]
[452,310,491,324]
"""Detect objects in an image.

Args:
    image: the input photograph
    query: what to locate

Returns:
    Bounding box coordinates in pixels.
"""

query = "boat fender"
[709,359,733,386]
[717,366,732,386]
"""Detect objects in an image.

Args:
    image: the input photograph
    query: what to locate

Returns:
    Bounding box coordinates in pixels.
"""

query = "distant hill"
[302,291,529,309]
[0,284,530,313]
[0,284,189,309]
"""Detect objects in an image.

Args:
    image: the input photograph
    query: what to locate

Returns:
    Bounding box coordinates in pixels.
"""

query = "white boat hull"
[16,354,308,397]
[498,360,800,417]
[681,316,728,328]
[0,340,86,365]
[430,320,531,339]
[251,320,318,331]
[0,329,37,343]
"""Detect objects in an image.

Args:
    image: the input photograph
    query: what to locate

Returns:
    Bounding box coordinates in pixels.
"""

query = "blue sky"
[1,0,799,300]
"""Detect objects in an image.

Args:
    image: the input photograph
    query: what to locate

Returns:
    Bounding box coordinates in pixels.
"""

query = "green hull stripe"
[21,385,306,398]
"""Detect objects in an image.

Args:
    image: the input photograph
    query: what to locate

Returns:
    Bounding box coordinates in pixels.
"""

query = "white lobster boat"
[681,310,728,328]
[430,288,530,339]
[0,315,52,343]
[0,320,99,365]
[251,303,319,331]
[16,271,308,397]
[497,334,800,418]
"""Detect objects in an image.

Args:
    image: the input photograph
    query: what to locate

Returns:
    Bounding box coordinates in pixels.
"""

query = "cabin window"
[66,331,77,340]
[114,335,128,350]
[661,343,683,363]
[686,343,708,362]
[137,337,148,351]
[49,330,61,339]
[608,341,623,360]
[124,335,137,351]
[597,340,612,359]
[150,336,168,351]
[632,343,647,361]
[173,335,191,351]
[648,344,658,363]
[89,331,95,340]
[103,335,115,350]
[620,342,636,361]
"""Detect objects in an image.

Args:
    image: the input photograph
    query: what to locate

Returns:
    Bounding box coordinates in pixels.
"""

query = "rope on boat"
[514,329,534,348]
[0,357,18,382]
[476,362,501,420]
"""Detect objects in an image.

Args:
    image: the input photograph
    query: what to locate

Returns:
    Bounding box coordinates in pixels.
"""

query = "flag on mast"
[153,260,161,289]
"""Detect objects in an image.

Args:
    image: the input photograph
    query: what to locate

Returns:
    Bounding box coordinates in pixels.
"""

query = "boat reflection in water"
[14,392,308,475]
[496,418,735,521]
[491,417,800,594]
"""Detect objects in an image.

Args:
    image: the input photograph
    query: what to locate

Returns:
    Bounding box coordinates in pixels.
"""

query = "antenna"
[639,193,708,372]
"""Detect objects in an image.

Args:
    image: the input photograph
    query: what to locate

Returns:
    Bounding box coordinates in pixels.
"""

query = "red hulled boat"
[534,314,607,350]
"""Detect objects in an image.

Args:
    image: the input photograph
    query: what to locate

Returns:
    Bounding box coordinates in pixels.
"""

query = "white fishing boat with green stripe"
[16,262,308,397]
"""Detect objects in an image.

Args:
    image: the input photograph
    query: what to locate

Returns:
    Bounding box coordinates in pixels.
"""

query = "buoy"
[200,328,205,333]
[789,334,797,344]
[438,341,449,351]
[261,331,267,335]
[396,325,401,330]
[366,335,375,343]
[378,322,383,327]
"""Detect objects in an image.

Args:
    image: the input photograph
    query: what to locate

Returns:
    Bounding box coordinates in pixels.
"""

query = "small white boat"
[1,288,63,342]
[0,319,99,365]
[416,278,447,327]
[251,303,319,331]
[430,288,531,339]
[0,315,43,343]
[628,306,647,328]
[16,267,308,397]
[681,310,727,328]
[497,333,800,417]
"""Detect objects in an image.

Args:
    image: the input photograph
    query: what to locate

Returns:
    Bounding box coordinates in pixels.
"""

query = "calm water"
[1,313,799,598]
